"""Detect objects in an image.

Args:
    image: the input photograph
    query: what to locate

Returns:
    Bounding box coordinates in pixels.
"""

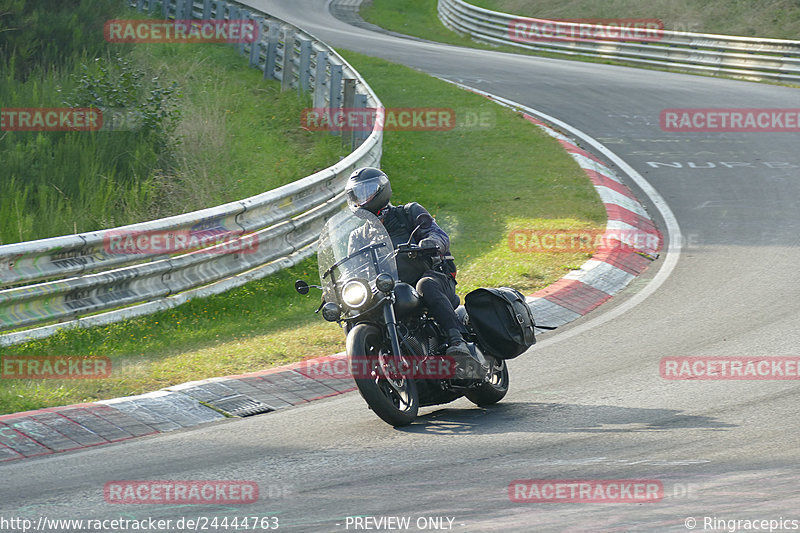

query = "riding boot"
[445,329,486,380]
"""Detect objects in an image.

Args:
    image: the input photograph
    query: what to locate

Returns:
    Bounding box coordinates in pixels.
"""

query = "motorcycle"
[295,207,512,426]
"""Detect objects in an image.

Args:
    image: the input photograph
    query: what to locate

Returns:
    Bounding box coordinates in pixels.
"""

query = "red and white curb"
[0,89,662,463]
[522,115,662,329]
[0,360,354,462]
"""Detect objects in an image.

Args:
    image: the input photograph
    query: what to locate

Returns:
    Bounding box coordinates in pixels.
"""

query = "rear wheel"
[465,357,509,406]
[347,324,419,426]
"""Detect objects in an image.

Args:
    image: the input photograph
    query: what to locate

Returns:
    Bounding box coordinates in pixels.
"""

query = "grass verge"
[0,50,605,415]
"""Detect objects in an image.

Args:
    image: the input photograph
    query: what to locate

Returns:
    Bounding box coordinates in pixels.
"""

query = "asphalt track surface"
[2,2,800,531]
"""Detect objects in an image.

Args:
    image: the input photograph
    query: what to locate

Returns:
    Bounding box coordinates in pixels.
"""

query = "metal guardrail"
[0,0,383,346]
[438,0,800,83]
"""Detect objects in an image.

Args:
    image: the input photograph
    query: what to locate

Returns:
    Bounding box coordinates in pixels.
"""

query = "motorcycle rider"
[344,167,487,380]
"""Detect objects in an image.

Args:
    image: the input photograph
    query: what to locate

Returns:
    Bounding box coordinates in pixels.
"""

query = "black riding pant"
[415,270,461,335]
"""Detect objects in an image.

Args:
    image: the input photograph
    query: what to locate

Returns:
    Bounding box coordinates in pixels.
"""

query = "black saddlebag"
[464,287,536,359]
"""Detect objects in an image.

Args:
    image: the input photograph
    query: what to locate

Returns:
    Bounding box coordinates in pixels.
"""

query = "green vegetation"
[0,0,345,243]
[0,48,605,415]
[362,0,483,48]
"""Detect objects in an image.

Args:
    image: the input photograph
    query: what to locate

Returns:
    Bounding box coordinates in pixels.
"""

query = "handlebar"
[395,243,441,256]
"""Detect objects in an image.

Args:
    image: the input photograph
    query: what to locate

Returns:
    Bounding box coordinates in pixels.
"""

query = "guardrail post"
[162,0,169,19]
[228,5,240,51]
[183,0,193,19]
[327,64,343,136]
[281,29,296,91]
[237,10,249,55]
[264,22,280,80]
[215,0,226,21]
[329,64,343,107]
[203,0,212,19]
[353,93,369,148]
[329,63,343,109]
[313,51,329,108]
[298,39,312,94]
[250,17,264,68]
[137,0,145,12]
[342,79,356,147]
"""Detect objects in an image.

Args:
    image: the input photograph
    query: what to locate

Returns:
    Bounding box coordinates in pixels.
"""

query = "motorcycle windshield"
[317,208,398,304]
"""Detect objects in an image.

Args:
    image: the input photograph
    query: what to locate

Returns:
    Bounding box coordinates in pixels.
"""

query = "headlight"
[375,273,395,293]
[321,302,341,322]
[341,280,370,309]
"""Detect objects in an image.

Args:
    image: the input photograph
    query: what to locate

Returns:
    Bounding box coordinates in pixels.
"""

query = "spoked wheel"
[465,357,509,406]
[346,324,419,426]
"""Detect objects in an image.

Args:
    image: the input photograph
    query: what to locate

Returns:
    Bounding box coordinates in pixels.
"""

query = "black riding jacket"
[379,203,452,285]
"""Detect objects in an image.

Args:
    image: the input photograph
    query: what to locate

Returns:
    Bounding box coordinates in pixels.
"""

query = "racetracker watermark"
[661,357,800,380]
[300,107,495,132]
[1,108,102,132]
[509,18,664,43]
[302,108,452,132]
[104,481,259,504]
[509,479,664,503]
[104,19,259,43]
[661,109,800,132]
[103,228,258,255]
[508,229,659,254]
[297,355,458,380]
[1,356,111,379]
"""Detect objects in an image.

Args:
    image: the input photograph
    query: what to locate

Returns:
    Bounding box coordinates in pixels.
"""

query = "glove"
[418,237,440,250]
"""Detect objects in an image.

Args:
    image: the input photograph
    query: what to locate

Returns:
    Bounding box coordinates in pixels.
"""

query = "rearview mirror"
[295,280,310,295]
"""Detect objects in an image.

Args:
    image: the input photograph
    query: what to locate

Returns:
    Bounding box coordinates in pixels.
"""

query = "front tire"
[347,323,419,426]
[465,357,509,406]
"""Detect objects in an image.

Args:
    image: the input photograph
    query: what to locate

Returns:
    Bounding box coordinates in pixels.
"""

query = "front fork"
[383,296,404,365]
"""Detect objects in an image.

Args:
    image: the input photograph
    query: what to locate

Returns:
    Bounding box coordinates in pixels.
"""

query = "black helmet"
[344,167,392,214]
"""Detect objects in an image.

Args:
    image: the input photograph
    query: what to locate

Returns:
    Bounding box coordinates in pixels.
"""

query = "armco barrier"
[438,0,800,83]
[0,0,383,346]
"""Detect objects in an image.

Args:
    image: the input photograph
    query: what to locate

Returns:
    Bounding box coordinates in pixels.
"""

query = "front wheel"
[347,323,419,426]
[465,357,509,406]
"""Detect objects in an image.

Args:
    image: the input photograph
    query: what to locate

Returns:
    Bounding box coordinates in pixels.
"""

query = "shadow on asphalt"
[396,402,737,434]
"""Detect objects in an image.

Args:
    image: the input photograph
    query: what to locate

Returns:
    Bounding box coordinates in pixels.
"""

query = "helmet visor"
[346,176,387,209]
